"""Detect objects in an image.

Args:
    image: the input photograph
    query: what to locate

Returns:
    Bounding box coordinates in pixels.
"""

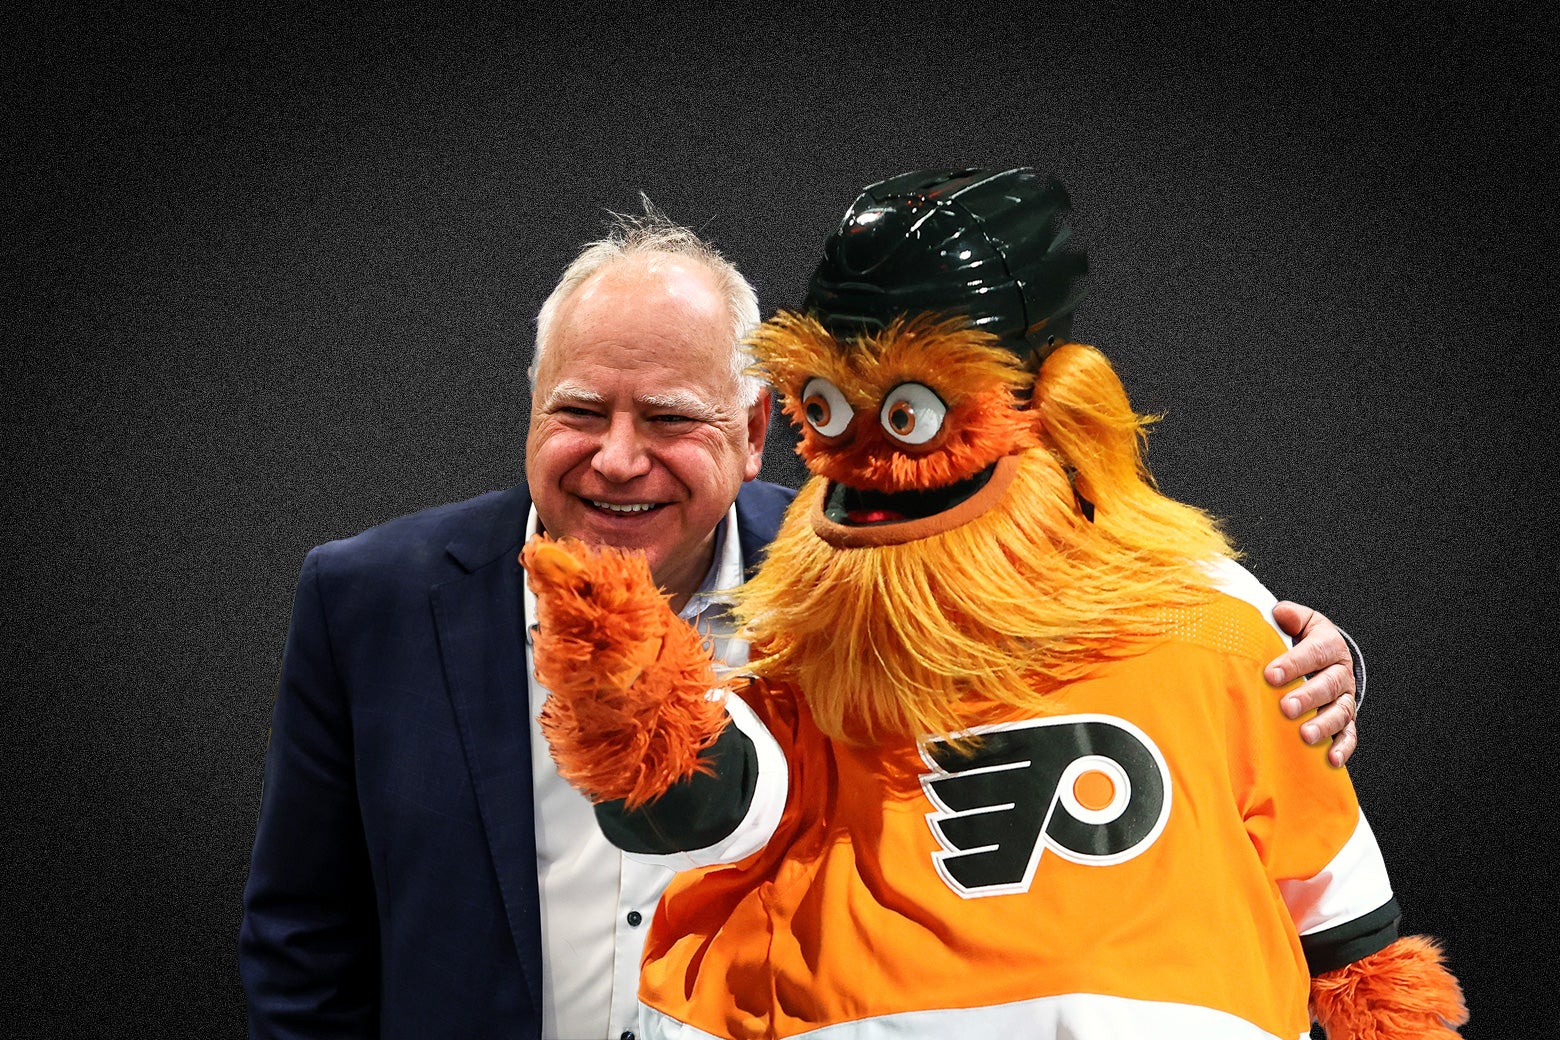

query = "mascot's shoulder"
[1143,556,1294,665]
[1200,557,1283,634]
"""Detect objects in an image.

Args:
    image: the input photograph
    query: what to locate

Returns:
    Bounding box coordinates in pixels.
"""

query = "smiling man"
[239,208,794,1040]
[239,199,1364,1040]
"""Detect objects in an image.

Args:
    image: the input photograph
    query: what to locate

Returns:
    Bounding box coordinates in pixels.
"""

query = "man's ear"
[743,389,773,480]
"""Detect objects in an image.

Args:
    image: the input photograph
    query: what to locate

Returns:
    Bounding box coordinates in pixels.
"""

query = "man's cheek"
[538,431,597,471]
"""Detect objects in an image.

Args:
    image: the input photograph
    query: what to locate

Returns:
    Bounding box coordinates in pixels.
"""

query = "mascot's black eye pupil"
[807,402,826,424]
[891,407,911,431]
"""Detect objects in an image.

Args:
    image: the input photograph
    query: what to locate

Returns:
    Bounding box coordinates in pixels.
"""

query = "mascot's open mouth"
[811,455,1021,549]
[824,466,996,526]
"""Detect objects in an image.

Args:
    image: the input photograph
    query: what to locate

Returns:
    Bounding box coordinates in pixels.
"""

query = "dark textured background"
[4,4,1555,1037]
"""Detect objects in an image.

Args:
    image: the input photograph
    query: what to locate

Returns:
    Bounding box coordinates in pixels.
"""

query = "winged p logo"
[919,715,1172,898]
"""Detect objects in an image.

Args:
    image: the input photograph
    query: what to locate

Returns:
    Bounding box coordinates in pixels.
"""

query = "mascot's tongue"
[848,507,905,524]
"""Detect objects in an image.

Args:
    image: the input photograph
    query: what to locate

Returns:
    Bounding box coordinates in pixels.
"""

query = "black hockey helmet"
[802,167,1088,362]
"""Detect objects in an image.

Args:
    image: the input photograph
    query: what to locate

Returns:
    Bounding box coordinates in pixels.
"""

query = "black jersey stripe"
[1302,896,1401,976]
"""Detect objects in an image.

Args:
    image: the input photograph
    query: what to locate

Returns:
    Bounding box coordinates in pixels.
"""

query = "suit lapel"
[431,492,544,1020]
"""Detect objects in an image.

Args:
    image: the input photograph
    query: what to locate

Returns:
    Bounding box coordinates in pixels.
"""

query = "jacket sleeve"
[1339,626,1367,710]
[239,549,380,1038]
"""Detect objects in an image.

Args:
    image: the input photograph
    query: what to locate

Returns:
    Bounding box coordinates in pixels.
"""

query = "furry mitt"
[521,535,731,809]
[1311,935,1468,1039]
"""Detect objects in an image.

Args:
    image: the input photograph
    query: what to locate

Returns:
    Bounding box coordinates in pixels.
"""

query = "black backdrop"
[5,4,1555,1037]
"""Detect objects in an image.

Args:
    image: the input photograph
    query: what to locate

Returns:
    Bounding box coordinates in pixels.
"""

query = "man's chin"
[573,514,675,566]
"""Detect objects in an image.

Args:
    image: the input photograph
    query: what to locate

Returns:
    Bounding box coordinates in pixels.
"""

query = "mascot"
[522,169,1467,1039]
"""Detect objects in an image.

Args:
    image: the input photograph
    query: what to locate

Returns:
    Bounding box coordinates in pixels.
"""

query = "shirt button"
[626,910,643,927]
[620,1032,636,1040]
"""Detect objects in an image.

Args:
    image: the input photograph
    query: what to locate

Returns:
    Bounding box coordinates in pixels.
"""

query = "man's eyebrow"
[639,391,722,421]
[542,384,606,409]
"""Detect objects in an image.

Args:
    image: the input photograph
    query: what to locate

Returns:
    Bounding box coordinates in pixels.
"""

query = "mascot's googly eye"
[801,377,854,438]
[879,383,946,446]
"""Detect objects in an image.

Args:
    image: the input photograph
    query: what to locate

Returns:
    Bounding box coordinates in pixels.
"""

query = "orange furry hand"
[520,535,730,810]
[1311,935,1468,1039]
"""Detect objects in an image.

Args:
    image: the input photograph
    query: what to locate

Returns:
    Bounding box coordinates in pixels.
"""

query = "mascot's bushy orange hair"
[740,313,1235,744]
[524,168,1466,1040]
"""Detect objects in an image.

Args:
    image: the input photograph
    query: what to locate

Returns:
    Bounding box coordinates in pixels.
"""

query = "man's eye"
[651,414,696,424]
[554,406,603,422]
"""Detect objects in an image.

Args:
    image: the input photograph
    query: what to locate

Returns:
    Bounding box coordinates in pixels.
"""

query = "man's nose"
[592,413,652,481]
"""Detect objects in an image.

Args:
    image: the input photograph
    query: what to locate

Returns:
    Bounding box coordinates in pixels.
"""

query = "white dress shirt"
[524,504,748,1040]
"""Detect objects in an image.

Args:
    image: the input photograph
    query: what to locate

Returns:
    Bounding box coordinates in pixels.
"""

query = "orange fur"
[1036,343,1233,560]
[520,536,731,809]
[1310,936,1468,1039]
[738,453,1230,743]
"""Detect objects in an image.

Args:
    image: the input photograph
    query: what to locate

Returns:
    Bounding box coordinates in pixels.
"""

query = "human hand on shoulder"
[1265,601,1360,767]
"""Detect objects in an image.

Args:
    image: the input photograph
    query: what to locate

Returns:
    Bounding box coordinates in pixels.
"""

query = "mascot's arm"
[1214,584,1468,1039]
[1311,936,1468,1039]
[522,535,784,859]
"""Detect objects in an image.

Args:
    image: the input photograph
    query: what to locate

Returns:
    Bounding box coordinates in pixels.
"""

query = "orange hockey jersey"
[620,562,1398,1040]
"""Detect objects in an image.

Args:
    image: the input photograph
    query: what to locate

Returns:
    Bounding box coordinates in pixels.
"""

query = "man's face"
[525,257,769,609]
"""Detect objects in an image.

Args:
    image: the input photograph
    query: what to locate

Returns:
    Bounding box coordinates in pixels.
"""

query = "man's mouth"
[589,500,660,515]
[823,465,996,526]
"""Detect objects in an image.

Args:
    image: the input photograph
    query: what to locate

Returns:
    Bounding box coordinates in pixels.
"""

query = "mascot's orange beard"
[735,441,1228,746]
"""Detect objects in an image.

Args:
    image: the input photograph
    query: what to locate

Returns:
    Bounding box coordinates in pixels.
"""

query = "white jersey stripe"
[641,992,1307,1040]
[1280,812,1395,935]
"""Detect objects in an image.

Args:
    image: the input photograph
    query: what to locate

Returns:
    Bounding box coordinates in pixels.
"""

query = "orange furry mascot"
[522,169,1466,1039]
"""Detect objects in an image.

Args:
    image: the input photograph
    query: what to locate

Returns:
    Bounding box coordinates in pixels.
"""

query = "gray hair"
[531,196,765,407]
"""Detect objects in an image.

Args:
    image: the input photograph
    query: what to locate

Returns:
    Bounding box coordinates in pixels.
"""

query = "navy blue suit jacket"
[240,480,796,1039]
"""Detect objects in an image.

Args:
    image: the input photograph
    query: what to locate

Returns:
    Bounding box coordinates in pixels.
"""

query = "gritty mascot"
[523,168,1467,1040]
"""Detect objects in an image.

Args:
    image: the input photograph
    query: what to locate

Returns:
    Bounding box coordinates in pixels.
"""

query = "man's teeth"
[593,501,655,514]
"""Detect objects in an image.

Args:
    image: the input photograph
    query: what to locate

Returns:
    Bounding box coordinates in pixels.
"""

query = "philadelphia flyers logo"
[919,715,1171,898]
